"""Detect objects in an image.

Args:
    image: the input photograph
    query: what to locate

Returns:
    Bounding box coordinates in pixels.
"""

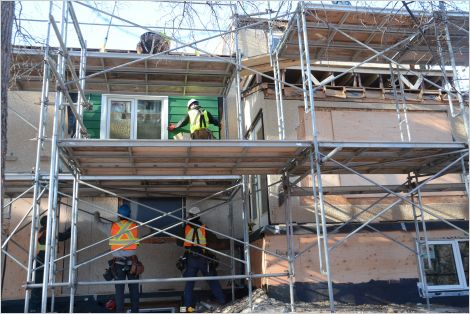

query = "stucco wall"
[215,28,275,58]
[6,91,58,173]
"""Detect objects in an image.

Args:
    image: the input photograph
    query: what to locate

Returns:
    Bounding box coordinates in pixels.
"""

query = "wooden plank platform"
[58,140,468,176]
[11,48,235,96]
[4,174,240,198]
[6,139,467,198]
[5,139,468,198]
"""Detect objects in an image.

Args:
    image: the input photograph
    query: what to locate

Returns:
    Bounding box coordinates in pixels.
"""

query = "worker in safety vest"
[94,204,141,313]
[168,99,221,139]
[177,207,226,312]
[30,215,70,312]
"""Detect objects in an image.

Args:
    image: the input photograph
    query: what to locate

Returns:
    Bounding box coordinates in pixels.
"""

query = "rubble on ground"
[212,289,468,313]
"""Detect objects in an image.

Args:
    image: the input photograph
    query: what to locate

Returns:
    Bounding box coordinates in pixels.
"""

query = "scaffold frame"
[2,1,469,313]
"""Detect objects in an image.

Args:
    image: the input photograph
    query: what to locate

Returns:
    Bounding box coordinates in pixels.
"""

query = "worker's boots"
[179,306,195,313]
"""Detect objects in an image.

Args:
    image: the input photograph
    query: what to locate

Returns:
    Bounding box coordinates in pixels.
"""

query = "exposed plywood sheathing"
[252,229,466,287]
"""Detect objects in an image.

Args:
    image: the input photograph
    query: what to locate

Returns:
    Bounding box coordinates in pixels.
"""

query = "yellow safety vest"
[188,109,209,134]
[36,230,46,254]
[109,220,139,251]
[183,224,207,247]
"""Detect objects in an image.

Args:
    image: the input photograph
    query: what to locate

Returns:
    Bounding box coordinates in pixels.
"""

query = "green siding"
[83,94,101,139]
[168,96,220,139]
[82,94,220,140]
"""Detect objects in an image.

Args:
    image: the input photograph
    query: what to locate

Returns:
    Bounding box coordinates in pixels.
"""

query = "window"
[245,111,269,227]
[100,95,168,139]
[270,35,281,53]
[135,198,183,238]
[418,239,469,296]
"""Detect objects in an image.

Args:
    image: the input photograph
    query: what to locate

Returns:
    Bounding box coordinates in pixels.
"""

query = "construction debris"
[213,289,469,313]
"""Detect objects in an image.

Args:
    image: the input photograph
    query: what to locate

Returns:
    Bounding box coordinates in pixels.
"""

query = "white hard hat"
[187,99,198,108]
[188,207,201,215]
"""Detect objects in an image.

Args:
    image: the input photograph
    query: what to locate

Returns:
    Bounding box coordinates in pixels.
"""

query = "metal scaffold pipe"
[25,272,289,288]
[7,2,468,313]
[73,1,300,94]
[24,1,53,312]
[40,1,70,311]
[299,2,335,311]
[329,152,469,251]
[283,175,295,312]
[439,1,469,137]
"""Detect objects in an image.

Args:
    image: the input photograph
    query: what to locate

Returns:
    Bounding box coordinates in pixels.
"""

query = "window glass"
[424,243,459,286]
[136,198,183,238]
[137,100,162,139]
[251,175,269,217]
[270,36,281,53]
[459,241,469,286]
[109,100,131,139]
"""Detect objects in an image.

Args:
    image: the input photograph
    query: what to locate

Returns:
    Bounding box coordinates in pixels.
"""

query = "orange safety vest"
[109,220,139,251]
[183,224,207,247]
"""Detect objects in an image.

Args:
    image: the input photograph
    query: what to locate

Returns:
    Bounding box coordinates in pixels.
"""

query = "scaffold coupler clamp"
[82,101,93,111]
[25,281,34,290]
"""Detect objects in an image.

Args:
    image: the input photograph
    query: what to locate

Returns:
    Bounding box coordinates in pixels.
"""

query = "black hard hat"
[40,215,48,227]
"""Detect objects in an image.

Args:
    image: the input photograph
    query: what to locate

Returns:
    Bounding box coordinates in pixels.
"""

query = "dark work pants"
[113,262,140,313]
[183,255,225,307]
[29,266,44,312]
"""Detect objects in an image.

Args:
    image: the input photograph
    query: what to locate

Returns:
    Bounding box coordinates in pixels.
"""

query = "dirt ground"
[212,289,469,313]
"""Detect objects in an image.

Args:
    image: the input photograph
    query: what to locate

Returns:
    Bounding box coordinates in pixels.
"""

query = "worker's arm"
[58,227,71,241]
[94,211,112,235]
[169,114,190,131]
[141,237,176,244]
[206,226,230,250]
[206,227,218,244]
[139,224,171,244]
[176,224,185,247]
[207,111,220,127]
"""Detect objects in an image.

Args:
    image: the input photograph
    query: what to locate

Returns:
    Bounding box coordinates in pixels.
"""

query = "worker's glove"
[167,124,176,132]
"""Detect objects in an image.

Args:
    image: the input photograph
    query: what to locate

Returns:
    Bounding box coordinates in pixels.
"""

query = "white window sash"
[100,94,168,140]
[423,239,468,291]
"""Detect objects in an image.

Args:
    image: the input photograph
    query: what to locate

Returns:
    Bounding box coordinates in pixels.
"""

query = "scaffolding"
[2,1,469,313]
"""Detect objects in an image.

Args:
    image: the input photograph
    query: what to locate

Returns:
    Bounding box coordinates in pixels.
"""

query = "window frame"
[100,94,168,140]
[245,110,269,227]
[418,238,469,294]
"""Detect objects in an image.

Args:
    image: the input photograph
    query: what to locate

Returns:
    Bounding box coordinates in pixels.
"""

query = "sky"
[14,1,468,51]
[14,1,251,53]
[12,1,469,88]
